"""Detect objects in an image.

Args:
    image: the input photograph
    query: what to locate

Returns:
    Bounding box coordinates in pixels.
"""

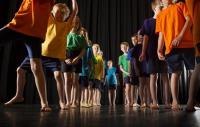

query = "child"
[0,0,55,111]
[105,60,118,106]
[62,16,86,108]
[4,1,78,110]
[186,0,200,112]
[79,28,94,108]
[139,1,170,109]
[156,0,195,111]
[128,34,149,108]
[118,42,133,107]
[92,44,104,106]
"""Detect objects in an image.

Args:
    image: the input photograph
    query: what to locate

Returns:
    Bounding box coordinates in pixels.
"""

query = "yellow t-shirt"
[42,14,73,61]
[94,55,104,80]
[7,0,54,40]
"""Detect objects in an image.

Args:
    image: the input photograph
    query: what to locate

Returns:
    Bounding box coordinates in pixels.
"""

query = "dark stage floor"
[0,105,200,127]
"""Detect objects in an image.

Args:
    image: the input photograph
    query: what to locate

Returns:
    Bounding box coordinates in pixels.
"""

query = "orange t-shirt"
[6,0,54,40]
[186,0,200,56]
[156,2,194,55]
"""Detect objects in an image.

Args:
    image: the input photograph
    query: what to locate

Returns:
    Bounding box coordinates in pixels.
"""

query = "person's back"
[156,2,194,55]
[141,18,158,59]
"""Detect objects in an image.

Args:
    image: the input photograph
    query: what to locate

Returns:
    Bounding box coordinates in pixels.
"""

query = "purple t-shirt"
[127,44,148,76]
[140,18,158,59]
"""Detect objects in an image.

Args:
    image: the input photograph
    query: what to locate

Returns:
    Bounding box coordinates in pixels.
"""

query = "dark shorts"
[124,76,139,86]
[166,48,195,73]
[147,57,168,74]
[61,50,82,73]
[0,27,42,58]
[108,85,117,90]
[79,76,89,87]
[91,79,102,89]
[20,56,61,72]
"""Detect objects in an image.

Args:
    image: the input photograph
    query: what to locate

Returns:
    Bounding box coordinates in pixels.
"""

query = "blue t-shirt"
[106,67,117,86]
[80,46,93,76]
[140,18,158,59]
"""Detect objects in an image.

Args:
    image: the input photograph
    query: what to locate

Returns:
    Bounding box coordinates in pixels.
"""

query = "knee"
[16,67,25,75]
[30,61,42,74]
[54,71,62,81]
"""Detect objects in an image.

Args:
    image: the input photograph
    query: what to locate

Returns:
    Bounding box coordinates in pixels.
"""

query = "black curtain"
[0,0,191,105]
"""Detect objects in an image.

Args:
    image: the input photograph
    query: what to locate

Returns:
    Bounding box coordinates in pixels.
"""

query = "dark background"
[0,0,190,105]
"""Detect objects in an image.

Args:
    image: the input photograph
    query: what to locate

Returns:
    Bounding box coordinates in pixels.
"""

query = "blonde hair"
[52,3,70,21]
[151,0,162,11]
[120,42,129,47]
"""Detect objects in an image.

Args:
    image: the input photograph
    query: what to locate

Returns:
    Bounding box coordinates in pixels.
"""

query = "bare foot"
[140,103,147,109]
[41,106,52,112]
[60,102,68,110]
[150,104,159,110]
[70,104,77,108]
[4,96,24,106]
[171,104,182,111]
[164,104,172,109]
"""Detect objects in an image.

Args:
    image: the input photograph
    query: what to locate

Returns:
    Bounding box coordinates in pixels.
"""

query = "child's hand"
[139,53,145,62]
[172,35,183,47]
[126,72,131,77]
[65,59,72,64]
[157,52,165,61]
[72,57,80,64]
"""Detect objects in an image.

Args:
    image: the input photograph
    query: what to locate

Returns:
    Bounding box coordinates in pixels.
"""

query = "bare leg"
[30,58,50,112]
[187,64,200,111]
[125,84,131,106]
[80,87,84,106]
[71,73,79,108]
[113,89,116,106]
[53,71,66,110]
[97,89,101,106]
[150,74,158,106]
[108,90,112,105]
[146,78,151,106]
[171,72,181,110]
[64,73,72,107]
[4,67,26,106]
[93,89,97,106]
[161,73,171,107]
[88,84,93,106]
[139,78,146,107]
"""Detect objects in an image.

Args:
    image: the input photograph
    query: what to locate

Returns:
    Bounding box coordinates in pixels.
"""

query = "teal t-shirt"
[106,67,117,86]
[118,54,129,77]
[66,33,86,51]
[80,46,93,76]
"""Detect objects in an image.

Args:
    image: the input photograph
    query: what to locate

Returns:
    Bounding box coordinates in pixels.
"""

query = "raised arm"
[68,0,78,22]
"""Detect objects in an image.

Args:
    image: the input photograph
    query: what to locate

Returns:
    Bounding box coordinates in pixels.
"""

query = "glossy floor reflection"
[0,105,200,127]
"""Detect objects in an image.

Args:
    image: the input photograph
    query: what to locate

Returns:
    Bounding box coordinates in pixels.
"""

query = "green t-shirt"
[66,33,86,51]
[118,54,129,77]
